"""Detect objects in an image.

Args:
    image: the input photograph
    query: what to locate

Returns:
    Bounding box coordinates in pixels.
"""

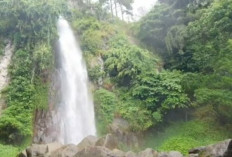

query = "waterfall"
[56,17,96,144]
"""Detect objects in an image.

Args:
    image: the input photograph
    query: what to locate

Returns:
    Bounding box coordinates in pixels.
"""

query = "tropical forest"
[0,0,231,157]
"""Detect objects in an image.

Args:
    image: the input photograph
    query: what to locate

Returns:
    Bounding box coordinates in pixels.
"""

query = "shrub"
[94,88,118,135]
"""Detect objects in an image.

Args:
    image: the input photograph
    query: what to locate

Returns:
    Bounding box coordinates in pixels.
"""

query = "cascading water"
[56,17,96,144]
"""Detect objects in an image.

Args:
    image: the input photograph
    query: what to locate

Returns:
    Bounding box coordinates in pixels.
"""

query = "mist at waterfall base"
[56,17,96,145]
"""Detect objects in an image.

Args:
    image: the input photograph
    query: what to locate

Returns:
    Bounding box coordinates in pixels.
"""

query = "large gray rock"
[158,151,183,157]
[224,140,232,157]
[95,134,118,150]
[125,151,137,157]
[189,139,232,157]
[112,149,126,156]
[74,146,114,157]
[26,144,48,157]
[95,136,106,147]
[137,148,158,157]
[110,118,139,148]
[50,144,80,157]
[103,134,118,150]
[189,147,205,154]
[47,142,63,152]
[22,142,63,157]
[77,135,98,150]
[18,150,27,157]
[188,154,199,157]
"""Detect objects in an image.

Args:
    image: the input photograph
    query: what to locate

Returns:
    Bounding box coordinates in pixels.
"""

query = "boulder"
[103,134,118,150]
[50,144,80,157]
[112,149,126,156]
[110,118,139,147]
[158,151,183,157]
[188,154,199,157]
[189,146,205,154]
[47,142,63,152]
[19,143,63,157]
[77,135,98,150]
[137,148,158,157]
[18,150,27,157]
[110,118,130,133]
[26,144,48,157]
[95,136,106,147]
[74,146,113,157]
[125,151,137,157]
[189,139,232,157]
[168,151,183,157]
[224,140,232,157]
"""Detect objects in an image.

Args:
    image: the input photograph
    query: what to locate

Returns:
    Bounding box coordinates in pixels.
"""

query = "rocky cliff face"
[19,136,232,157]
[0,40,13,115]
[33,71,61,144]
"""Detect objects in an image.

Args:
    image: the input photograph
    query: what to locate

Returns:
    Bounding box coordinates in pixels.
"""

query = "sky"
[91,0,158,21]
[132,0,157,20]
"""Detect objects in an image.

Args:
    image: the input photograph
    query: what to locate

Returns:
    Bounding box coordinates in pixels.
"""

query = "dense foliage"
[157,120,229,154]
[74,0,232,154]
[0,0,231,155]
[72,11,192,132]
[137,0,232,129]
[0,0,66,144]
[94,88,118,135]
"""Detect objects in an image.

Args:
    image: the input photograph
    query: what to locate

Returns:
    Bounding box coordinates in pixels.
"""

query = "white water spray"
[57,18,96,144]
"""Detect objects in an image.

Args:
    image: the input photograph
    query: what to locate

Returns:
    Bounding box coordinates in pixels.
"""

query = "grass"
[140,120,230,154]
[0,40,4,56]
[0,144,19,157]
[0,136,31,157]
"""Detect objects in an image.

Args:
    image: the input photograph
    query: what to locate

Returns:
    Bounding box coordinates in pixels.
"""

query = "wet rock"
[20,138,232,157]
[74,146,113,157]
[158,151,183,157]
[168,151,183,157]
[26,144,48,157]
[95,136,106,146]
[77,135,98,150]
[50,144,80,157]
[0,40,13,116]
[188,154,198,157]
[110,118,139,148]
[18,150,27,157]
[33,71,62,144]
[110,118,130,133]
[223,139,232,157]
[125,151,137,157]
[189,139,231,157]
[103,134,118,150]
[189,146,205,154]
[138,148,158,157]
[112,149,126,156]
[46,142,63,155]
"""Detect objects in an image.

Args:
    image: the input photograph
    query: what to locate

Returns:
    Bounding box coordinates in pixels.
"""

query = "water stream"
[56,17,96,144]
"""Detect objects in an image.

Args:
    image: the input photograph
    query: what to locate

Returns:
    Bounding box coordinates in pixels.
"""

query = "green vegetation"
[0,38,5,56]
[94,88,118,135]
[72,12,190,132]
[0,144,19,157]
[142,120,229,154]
[137,0,232,119]
[0,0,231,156]
[0,0,67,154]
[73,0,232,154]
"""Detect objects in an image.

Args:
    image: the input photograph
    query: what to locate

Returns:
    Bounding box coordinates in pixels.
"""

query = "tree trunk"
[119,3,124,20]
[114,0,118,17]
[109,0,114,17]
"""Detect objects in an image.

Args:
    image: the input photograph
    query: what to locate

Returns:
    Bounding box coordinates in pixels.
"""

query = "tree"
[98,0,134,20]
[132,71,189,123]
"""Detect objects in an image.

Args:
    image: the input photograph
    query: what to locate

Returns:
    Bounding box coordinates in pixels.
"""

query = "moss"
[0,144,19,157]
[141,120,230,154]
